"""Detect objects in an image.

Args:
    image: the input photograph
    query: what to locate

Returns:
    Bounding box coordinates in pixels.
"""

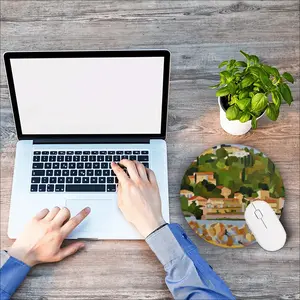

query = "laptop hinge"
[33,137,151,144]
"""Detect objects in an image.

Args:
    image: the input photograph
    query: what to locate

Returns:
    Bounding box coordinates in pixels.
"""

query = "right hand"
[111,160,165,238]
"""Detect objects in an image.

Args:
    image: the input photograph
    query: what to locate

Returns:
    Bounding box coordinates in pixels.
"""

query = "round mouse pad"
[180,144,285,248]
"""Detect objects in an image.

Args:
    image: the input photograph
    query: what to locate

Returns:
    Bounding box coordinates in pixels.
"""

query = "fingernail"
[79,244,85,249]
[85,207,91,213]
[111,162,116,166]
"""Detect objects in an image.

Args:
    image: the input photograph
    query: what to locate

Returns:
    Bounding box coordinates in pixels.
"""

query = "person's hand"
[7,207,90,267]
[111,160,165,238]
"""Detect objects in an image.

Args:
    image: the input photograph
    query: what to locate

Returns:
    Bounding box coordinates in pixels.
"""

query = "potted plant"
[211,50,295,135]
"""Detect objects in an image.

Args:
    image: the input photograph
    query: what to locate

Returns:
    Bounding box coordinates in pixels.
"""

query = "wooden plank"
[1,1,299,299]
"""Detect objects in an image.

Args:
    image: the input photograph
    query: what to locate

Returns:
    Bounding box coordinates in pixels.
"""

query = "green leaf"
[216,87,230,97]
[240,50,250,60]
[229,95,238,105]
[235,61,247,68]
[279,83,293,105]
[251,93,268,112]
[250,55,259,65]
[239,112,251,123]
[239,90,249,99]
[236,98,251,110]
[249,66,264,78]
[271,91,281,108]
[241,75,255,88]
[282,72,294,84]
[260,72,274,90]
[220,70,231,80]
[227,82,236,94]
[266,103,279,121]
[209,83,221,89]
[218,61,228,68]
[226,105,240,120]
[262,65,280,79]
[251,116,257,129]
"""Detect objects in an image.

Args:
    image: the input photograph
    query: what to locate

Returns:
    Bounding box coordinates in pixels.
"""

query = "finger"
[61,207,91,237]
[146,168,158,186]
[119,159,139,181]
[52,207,71,227]
[111,162,130,185]
[55,242,85,261]
[44,206,61,221]
[134,161,148,181]
[35,208,50,220]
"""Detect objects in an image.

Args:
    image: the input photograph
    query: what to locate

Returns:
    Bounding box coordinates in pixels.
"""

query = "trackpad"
[66,199,111,238]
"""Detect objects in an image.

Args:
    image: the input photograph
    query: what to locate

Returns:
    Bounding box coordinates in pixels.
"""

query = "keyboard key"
[89,156,96,162]
[46,170,53,176]
[49,156,56,162]
[93,163,100,169]
[92,151,98,154]
[32,170,44,176]
[73,156,80,162]
[50,177,57,183]
[121,155,129,159]
[116,151,123,154]
[34,151,41,155]
[103,170,110,176]
[81,156,88,162]
[99,177,106,183]
[108,151,115,154]
[71,170,77,176]
[66,177,73,183]
[87,170,93,176]
[66,184,106,192]
[67,151,74,155]
[97,156,104,162]
[95,170,102,176]
[107,184,116,192]
[101,163,108,169]
[113,155,120,162]
[133,151,140,154]
[33,156,40,162]
[129,155,136,160]
[77,163,84,169]
[31,184,38,192]
[42,177,48,183]
[55,184,64,192]
[85,163,92,169]
[105,156,112,162]
[74,177,81,183]
[39,184,46,192]
[141,151,149,154]
[82,177,89,183]
[65,156,72,162]
[79,170,85,176]
[58,177,65,183]
[75,151,82,155]
[41,156,48,162]
[100,151,107,155]
[33,163,43,169]
[47,184,54,192]
[50,151,57,155]
[69,163,76,169]
[107,177,114,183]
[138,155,149,161]
[54,170,61,176]
[61,163,68,169]
[83,151,90,154]
[45,163,51,169]
[142,163,149,168]
[125,151,132,154]
[111,170,115,176]
[53,163,59,169]
[91,177,97,183]
[115,177,118,183]
[31,177,40,183]
[62,170,69,176]
[58,151,65,155]
[42,151,49,155]
[57,156,64,162]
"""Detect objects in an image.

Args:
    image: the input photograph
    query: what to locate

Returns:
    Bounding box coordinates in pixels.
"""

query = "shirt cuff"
[145,224,185,266]
[0,252,31,297]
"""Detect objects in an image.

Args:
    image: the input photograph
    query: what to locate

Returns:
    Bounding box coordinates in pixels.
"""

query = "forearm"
[146,224,235,300]
[0,250,31,299]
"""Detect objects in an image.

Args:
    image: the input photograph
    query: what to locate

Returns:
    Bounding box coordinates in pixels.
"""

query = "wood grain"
[1,1,299,299]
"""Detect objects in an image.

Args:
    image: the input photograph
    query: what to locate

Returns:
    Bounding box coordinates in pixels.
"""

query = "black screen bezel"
[4,50,170,141]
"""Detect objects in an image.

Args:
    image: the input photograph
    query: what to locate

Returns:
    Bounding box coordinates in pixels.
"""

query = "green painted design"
[180,144,285,248]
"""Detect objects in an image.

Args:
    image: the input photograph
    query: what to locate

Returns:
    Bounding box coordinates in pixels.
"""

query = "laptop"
[4,50,170,239]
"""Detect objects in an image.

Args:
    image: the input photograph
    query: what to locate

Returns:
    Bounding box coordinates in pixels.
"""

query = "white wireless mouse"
[245,200,286,251]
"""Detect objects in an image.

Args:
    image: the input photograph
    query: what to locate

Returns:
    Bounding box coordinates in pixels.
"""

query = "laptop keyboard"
[30,150,149,193]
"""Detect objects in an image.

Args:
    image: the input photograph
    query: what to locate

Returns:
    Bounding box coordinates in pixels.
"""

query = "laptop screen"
[9,56,165,135]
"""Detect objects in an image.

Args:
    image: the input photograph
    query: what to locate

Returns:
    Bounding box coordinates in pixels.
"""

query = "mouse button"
[254,209,263,219]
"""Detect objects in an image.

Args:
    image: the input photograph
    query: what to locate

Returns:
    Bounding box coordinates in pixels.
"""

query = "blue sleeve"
[146,223,235,300]
[0,251,31,299]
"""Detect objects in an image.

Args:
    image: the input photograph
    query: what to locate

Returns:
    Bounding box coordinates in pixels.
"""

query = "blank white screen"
[10,57,165,135]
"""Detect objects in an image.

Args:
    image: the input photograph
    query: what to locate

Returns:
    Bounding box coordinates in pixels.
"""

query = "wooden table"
[1,1,299,299]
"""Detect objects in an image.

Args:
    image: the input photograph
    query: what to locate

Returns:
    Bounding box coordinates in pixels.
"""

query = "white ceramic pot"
[218,97,264,135]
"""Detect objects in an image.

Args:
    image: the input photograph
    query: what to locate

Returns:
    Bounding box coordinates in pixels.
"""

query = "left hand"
[7,206,90,266]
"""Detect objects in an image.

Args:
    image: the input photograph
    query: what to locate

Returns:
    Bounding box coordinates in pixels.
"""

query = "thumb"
[56,242,85,261]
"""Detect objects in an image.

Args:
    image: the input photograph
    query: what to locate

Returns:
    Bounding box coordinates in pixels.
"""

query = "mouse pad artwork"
[180,144,285,248]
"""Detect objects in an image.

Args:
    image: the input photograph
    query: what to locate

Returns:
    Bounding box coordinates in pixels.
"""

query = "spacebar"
[66,185,105,192]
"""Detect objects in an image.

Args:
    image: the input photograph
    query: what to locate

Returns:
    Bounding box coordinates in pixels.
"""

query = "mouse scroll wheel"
[254,209,263,219]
